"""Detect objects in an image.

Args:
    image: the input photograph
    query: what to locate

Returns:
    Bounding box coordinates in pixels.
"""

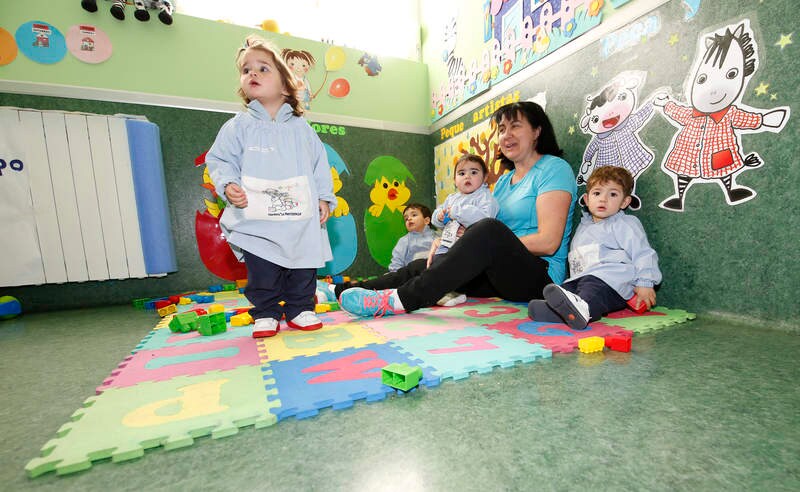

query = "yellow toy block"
[230,312,254,326]
[207,303,225,314]
[314,303,331,313]
[157,304,177,317]
[178,297,192,305]
[578,336,605,354]
[235,279,248,288]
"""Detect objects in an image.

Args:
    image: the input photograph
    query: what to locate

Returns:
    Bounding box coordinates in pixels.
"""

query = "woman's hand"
[224,183,248,208]
[319,200,330,225]
[427,238,441,268]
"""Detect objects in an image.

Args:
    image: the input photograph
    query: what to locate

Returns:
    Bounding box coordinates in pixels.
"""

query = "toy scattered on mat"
[0,295,22,320]
[605,334,632,352]
[168,311,227,336]
[382,363,423,391]
[626,294,649,314]
[578,336,605,354]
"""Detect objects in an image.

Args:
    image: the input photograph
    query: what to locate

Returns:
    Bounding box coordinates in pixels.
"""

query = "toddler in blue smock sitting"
[389,203,435,272]
[528,166,661,329]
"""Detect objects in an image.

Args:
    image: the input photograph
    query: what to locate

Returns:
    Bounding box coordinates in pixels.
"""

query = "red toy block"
[186,308,208,316]
[168,295,182,305]
[154,300,171,309]
[605,334,632,352]
[626,295,648,314]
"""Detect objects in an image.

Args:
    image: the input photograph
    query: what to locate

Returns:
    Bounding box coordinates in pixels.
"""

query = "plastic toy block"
[325,301,340,311]
[168,295,181,305]
[235,279,248,288]
[605,334,632,352]
[342,276,350,282]
[223,283,237,291]
[207,304,225,314]
[154,300,171,310]
[208,285,223,293]
[234,307,251,315]
[132,298,148,309]
[208,312,227,334]
[157,304,177,317]
[198,295,215,303]
[195,314,226,336]
[187,308,208,316]
[230,312,254,327]
[381,363,423,391]
[168,312,199,333]
[143,300,156,311]
[314,303,331,313]
[332,275,343,283]
[626,295,648,314]
[178,297,192,305]
[578,336,605,354]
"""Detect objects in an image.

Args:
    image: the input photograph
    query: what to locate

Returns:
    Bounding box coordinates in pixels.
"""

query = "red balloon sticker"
[329,78,350,98]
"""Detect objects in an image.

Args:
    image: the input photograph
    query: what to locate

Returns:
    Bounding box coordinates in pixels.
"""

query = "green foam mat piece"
[25,366,278,478]
[599,306,696,334]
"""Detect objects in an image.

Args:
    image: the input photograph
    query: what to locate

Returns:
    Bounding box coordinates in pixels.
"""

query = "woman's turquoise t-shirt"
[492,154,577,284]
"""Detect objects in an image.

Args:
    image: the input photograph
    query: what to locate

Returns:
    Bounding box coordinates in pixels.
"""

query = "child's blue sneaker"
[339,288,403,318]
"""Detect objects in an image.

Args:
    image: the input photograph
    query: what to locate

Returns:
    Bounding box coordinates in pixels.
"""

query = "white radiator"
[0,107,175,287]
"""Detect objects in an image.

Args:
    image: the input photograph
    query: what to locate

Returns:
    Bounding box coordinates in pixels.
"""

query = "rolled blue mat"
[126,120,177,275]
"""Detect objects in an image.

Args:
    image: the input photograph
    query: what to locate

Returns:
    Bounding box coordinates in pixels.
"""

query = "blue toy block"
[208,285,223,293]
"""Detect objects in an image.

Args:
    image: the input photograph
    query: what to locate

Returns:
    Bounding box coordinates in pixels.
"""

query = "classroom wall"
[430,0,799,326]
[0,92,433,311]
[0,0,430,128]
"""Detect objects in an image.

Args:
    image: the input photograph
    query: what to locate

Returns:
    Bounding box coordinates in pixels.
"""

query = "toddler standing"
[206,35,336,338]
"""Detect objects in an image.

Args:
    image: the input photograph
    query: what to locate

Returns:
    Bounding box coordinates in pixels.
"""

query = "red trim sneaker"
[286,311,323,331]
[252,318,280,338]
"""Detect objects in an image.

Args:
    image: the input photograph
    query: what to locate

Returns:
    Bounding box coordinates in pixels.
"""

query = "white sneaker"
[252,318,279,338]
[543,284,591,330]
[286,311,323,331]
[437,292,467,307]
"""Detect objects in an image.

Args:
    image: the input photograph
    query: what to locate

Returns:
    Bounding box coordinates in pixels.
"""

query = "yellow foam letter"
[122,379,229,428]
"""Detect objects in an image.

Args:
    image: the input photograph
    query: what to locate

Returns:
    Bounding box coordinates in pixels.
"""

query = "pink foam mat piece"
[96,337,262,393]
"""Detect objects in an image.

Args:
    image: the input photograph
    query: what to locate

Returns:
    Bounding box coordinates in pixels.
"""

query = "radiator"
[0,107,177,287]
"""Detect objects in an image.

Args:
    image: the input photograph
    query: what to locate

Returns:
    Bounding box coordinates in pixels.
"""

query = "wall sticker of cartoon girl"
[653,21,789,212]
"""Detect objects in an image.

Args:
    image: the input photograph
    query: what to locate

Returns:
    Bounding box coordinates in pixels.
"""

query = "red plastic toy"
[626,295,648,314]
[605,334,632,352]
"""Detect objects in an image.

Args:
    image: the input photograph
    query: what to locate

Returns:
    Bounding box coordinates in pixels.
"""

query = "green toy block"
[325,301,340,311]
[381,363,423,392]
[207,312,227,335]
[168,311,199,333]
[132,298,148,309]
[196,315,213,336]
[222,283,237,291]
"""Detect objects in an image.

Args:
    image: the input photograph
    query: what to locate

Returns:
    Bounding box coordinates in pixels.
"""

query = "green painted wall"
[0,93,434,311]
[432,0,799,325]
[0,0,429,127]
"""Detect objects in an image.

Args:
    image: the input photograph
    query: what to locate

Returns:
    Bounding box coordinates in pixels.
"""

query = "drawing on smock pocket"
[242,175,313,221]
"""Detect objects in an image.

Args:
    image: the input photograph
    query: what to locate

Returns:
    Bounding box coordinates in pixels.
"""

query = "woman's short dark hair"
[492,101,563,170]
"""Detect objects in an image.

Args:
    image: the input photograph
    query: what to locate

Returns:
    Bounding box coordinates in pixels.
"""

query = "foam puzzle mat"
[25,293,695,478]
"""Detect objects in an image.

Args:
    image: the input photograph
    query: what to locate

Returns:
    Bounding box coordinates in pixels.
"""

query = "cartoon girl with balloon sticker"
[578,71,655,209]
[653,21,789,211]
[282,49,315,110]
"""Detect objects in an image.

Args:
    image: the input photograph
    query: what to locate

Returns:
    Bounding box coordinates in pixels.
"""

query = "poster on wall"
[66,24,113,64]
[0,27,18,66]
[430,0,608,123]
[15,21,66,64]
[653,20,790,211]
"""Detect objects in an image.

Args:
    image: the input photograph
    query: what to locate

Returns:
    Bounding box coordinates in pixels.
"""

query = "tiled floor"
[1,306,798,491]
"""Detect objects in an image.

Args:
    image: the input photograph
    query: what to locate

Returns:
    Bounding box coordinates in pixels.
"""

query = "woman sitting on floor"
[338,101,578,317]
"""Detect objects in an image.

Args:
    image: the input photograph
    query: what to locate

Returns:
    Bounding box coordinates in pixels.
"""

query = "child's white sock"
[388,289,404,311]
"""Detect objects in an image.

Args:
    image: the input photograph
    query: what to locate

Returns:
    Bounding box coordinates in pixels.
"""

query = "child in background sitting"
[528,166,661,329]
[336,154,499,312]
[389,203,435,272]
[206,34,336,338]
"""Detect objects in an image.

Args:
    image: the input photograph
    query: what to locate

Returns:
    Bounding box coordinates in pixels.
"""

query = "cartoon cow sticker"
[653,20,789,211]
[578,71,656,209]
